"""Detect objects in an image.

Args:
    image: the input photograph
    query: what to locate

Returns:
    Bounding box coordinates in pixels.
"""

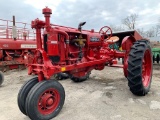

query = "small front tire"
[18,77,38,115]
[25,80,65,120]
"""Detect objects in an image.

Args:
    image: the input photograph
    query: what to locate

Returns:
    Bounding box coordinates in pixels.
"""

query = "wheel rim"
[124,57,128,77]
[142,49,152,87]
[38,88,60,115]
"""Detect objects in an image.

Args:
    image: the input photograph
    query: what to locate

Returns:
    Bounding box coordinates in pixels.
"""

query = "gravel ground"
[0,64,160,120]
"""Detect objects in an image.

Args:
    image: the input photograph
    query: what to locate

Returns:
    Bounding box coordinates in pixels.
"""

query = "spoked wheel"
[127,40,152,96]
[99,26,112,40]
[25,80,65,120]
[70,71,91,82]
[0,71,4,86]
[18,77,38,115]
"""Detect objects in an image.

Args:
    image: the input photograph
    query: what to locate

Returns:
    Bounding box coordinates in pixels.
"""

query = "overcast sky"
[0,0,160,31]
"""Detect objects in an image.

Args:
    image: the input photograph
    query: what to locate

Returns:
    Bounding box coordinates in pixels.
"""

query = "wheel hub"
[47,98,54,106]
[41,94,54,107]
[38,89,60,115]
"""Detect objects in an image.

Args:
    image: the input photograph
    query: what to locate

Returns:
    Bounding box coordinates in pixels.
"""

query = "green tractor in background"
[107,30,160,64]
[152,48,160,64]
[108,36,160,64]
[110,43,160,64]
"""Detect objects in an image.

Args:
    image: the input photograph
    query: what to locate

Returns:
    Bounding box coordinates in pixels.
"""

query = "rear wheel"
[70,71,91,82]
[25,80,65,120]
[153,55,155,63]
[127,40,152,96]
[18,77,38,115]
[54,73,69,80]
[156,54,159,63]
[0,71,4,86]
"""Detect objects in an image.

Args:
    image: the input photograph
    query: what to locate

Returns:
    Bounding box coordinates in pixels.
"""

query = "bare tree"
[137,26,160,38]
[122,14,138,30]
[109,25,125,32]
[145,27,155,37]
[155,25,160,36]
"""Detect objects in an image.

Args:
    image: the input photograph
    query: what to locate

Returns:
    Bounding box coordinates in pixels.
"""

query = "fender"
[121,36,136,77]
[121,36,136,52]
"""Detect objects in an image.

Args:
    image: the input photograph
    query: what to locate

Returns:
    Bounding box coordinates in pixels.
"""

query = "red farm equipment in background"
[17,7,153,120]
[0,17,36,86]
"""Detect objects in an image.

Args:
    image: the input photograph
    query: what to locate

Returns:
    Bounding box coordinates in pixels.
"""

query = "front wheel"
[127,40,152,96]
[18,77,38,115]
[25,80,65,120]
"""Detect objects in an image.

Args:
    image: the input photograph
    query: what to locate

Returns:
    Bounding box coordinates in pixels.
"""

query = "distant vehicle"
[0,17,36,86]
[152,48,160,63]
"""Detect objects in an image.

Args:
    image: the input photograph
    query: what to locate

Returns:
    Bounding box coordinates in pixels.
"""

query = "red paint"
[142,50,152,87]
[99,26,112,40]
[38,88,60,115]
[0,18,36,71]
[28,7,150,83]
[121,36,136,53]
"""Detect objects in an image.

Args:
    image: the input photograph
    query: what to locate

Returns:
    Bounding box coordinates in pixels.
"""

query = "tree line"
[110,14,160,38]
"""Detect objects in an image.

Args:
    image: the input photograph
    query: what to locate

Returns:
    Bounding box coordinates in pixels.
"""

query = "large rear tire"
[127,40,152,96]
[25,80,65,120]
[70,71,91,82]
[18,77,38,115]
[0,71,4,86]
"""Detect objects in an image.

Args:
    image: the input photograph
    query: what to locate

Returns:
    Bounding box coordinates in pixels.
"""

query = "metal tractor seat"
[106,36,119,44]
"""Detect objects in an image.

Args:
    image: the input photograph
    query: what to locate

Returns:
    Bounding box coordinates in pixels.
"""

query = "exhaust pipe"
[12,15,17,40]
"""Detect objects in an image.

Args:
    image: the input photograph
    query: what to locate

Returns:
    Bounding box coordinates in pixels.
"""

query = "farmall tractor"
[18,7,153,120]
[0,17,36,86]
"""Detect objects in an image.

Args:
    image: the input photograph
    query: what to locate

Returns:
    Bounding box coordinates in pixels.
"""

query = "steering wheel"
[99,26,112,40]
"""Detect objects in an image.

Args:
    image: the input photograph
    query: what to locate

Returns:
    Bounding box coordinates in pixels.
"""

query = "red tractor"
[0,17,36,86]
[18,7,152,120]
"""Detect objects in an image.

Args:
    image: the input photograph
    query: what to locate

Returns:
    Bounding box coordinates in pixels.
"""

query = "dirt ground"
[0,64,160,120]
